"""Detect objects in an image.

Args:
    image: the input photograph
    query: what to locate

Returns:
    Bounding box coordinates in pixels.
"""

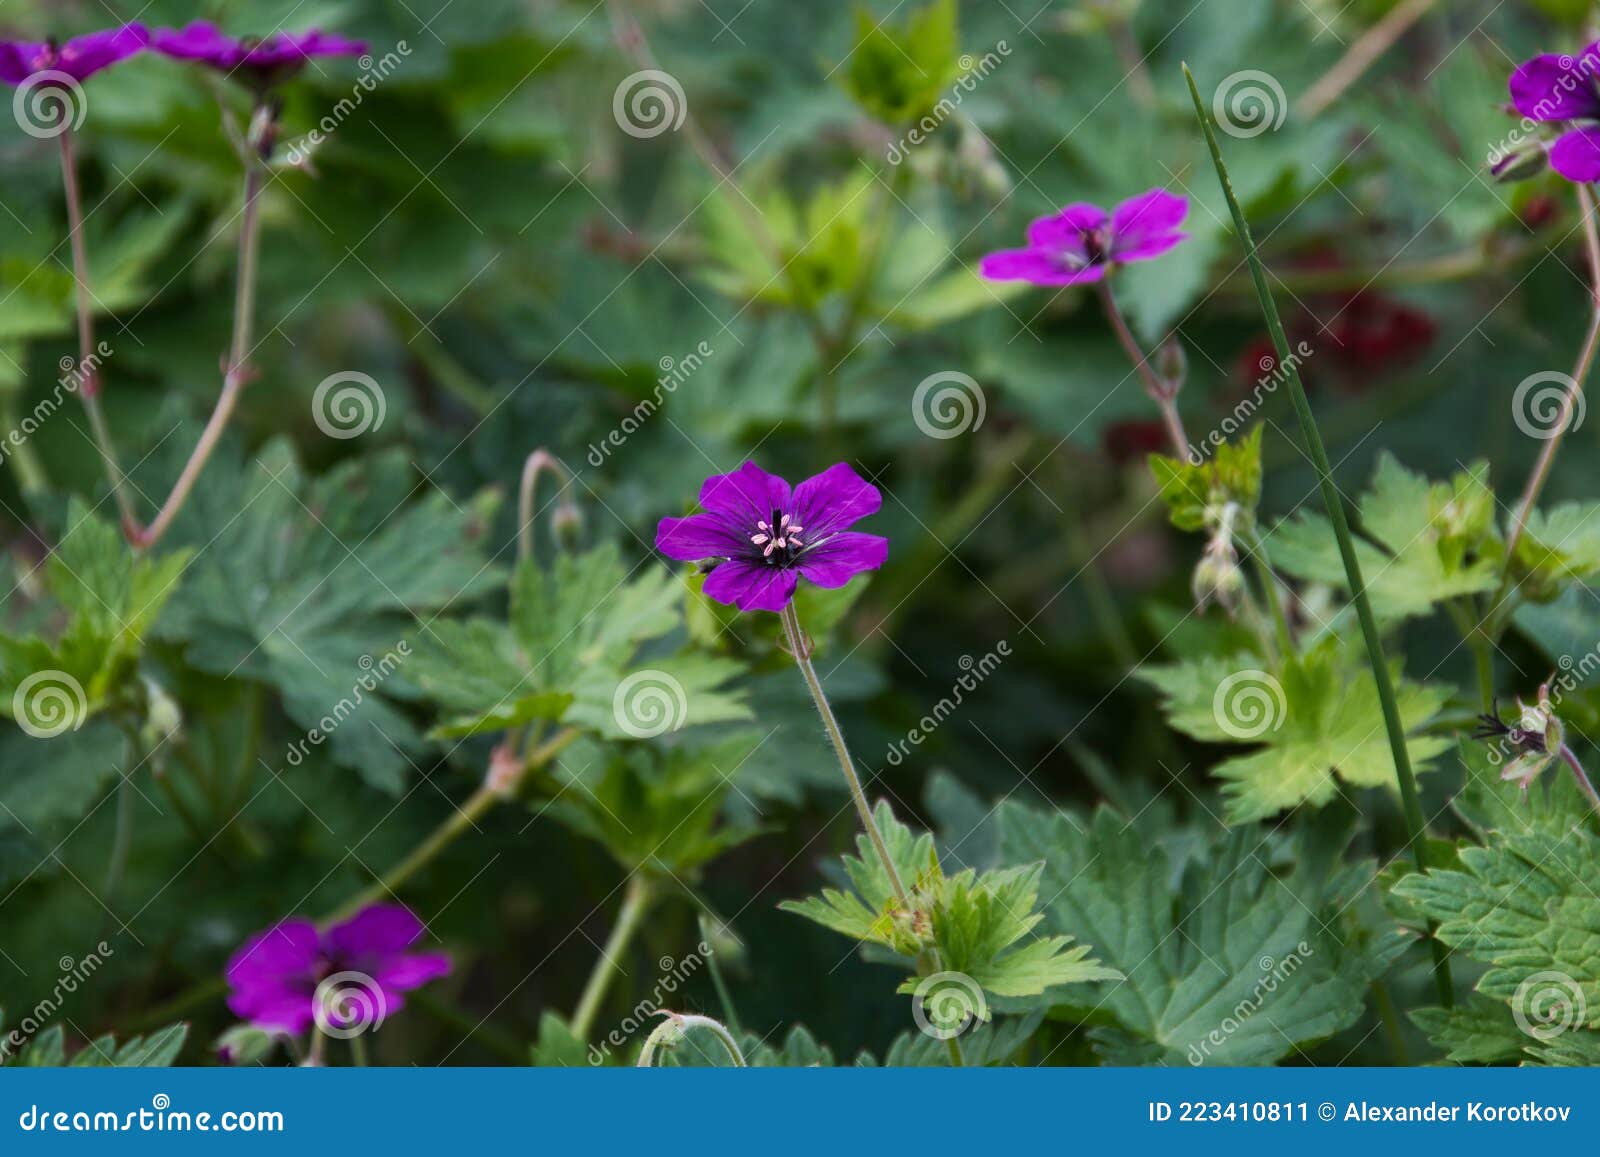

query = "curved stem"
[518,449,573,563]
[779,602,910,908]
[1188,66,1453,1006]
[1559,743,1600,818]
[571,874,655,1041]
[1096,281,1188,457]
[1297,0,1437,118]
[58,124,137,536]
[636,1011,746,1067]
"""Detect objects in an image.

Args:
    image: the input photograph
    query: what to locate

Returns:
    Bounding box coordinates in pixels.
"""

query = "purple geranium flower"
[656,461,889,613]
[0,25,149,86]
[979,188,1189,286]
[225,904,450,1035]
[152,22,366,81]
[1508,43,1600,182]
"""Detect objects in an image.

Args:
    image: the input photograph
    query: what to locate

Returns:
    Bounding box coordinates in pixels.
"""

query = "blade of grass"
[1183,63,1453,1007]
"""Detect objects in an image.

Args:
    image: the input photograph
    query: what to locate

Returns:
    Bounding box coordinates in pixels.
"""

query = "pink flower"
[980,188,1189,286]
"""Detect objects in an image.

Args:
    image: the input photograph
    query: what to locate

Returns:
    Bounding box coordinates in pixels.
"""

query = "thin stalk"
[1297,0,1438,118]
[1503,184,1600,563]
[636,1012,746,1067]
[58,124,136,535]
[699,915,743,1038]
[1096,280,1188,457]
[136,122,270,550]
[518,449,572,563]
[1186,64,1453,1005]
[779,602,910,908]
[1241,529,1295,660]
[1558,744,1600,818]
[100,766,136,919]
[0,393,49,495]
[571,875,655,1041]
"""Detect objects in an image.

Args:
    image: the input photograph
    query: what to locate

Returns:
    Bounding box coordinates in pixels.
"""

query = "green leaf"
[998,803,1411,1065]
[837,0,963,125]
[1151,425,1263,533]
[1138,638,1450,822]
[1411,996,1531,1065]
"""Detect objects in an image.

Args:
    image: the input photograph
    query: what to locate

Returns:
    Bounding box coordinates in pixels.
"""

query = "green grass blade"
[1182,62,1453,1007]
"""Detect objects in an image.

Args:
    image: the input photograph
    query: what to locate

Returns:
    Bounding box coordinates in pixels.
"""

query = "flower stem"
[1186,65,1453,1006]
[1096,281,1188,458]
[136,110,272,550]
[779,602,910,908]
[58,124,137,537]
[1558,744,1600,818]
[571,874,655,1042]
[1297,0,1437,119]
[1503,184,1600,564]
[1240,529,1295,660]
[636,1011,746,1067]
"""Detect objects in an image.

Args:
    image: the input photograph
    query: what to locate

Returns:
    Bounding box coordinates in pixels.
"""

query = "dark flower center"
[750,507,805,566]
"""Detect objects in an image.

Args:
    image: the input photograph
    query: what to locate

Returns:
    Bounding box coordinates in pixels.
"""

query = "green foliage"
[998,804,1410,1065]
[3,1018,187,1067]
[1151,425,1263,533]
[1139,638,1450,822]
[837,0,963,125]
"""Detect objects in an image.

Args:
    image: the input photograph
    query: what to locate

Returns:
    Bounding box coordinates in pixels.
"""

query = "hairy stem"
[779,602,910,908]
[1186,64,1453,1005]
[58,124,137,535]
[1096,281,1188,457]
[572,874,655,1042]
[636,1012,746,1067]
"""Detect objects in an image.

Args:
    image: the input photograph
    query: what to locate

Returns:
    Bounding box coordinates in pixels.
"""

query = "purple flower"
[1509,43,1600,182]
[225,904,450,1035]
[656,461,889,613]
[152,22,366,81]
[979,188,1189,286]
[0,25,149,86]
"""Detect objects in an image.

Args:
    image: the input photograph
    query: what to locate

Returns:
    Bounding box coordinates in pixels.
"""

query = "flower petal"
[656,512,745,562]
[228,990,316,1036]
[979,248,1105,285]
[1509,48,1600,122]
[701,559,798,613]
[697,461,791,526]
[1550,126,1600,182]
[1025,203,1106,251]
[791,462,881,538]
[376,951,453,992]
[324,904,425,962]
[226,918,320,991]
[1110,188,1188,261]
[797,532,889,588]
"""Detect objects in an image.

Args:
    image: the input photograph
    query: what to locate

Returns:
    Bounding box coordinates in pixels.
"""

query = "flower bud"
[1489,144,1548,184]
[1156,337,1187,396]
